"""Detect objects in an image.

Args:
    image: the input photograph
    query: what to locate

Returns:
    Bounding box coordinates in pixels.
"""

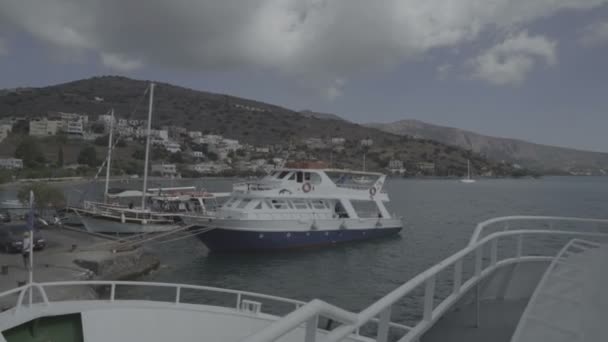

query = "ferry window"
[271,199,289,209]
[292,200,309,210]
[278,171,290,179]
[254,201,262,210]
[312,200,326,210]
[304,172,311,181]
[310,173,322,185]
[335,202,349,218]
[224,198,238,208]
[288,173,295,180]
[237,199,251,209]
[297,172,304,183]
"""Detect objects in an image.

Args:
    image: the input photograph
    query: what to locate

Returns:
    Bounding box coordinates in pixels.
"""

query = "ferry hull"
[196,226,402,252]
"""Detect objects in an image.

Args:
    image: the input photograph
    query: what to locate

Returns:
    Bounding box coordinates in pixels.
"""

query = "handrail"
[469,215,608,246]
[0,280,306,319]
[245,299,358,342]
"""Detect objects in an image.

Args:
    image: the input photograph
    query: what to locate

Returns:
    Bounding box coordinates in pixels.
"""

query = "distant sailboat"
[460,160,476,183]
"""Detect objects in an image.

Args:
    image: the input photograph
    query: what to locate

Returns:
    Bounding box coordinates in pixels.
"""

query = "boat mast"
[104,109,114,203]
[141,83,155,210]
[363,153,366,172]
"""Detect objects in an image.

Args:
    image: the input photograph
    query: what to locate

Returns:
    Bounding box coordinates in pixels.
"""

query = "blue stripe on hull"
[195,227,402,252]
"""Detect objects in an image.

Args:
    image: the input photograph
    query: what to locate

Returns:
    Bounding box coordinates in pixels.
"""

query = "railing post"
[490,238,498,267]
[175,286,181,304]
[236,293,242,310]
[453,259,463,295]
[376,305,392,342]
[110,283,116,302]
[475,247,482,277]
[305,315,318,342]
[423,275,436,321]
[516,234,523,258]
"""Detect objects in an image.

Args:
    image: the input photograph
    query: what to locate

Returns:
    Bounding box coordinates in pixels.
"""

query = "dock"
[0,225,159,309]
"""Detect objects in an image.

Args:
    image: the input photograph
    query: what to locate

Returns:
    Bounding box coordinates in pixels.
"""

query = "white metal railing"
[241,216,608,342]
[469,215,608,246]
[0,280,305,318]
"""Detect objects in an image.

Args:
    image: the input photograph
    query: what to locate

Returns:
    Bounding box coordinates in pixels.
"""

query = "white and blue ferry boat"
[186,166,403,251]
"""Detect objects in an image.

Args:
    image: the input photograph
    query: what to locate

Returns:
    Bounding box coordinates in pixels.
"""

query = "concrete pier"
[0,226,159,308]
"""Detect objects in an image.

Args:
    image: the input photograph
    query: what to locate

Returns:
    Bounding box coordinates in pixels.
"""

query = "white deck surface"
[511,243,608,342]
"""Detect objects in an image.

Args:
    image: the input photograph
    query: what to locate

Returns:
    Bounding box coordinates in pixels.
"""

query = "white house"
[360,138,373,147]
[0,124,12,143]
[331,137,346,145]
[189,162,230,174]
[151,163,178,177]
[98,114,115,129]
[29,118,61,136]
[190,151,205,159]
[164,141,181,154]
[188,131,203,139]
[0,158,23,169]
[255,146,270,154]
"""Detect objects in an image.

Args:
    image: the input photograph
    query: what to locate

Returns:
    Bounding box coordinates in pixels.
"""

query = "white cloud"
[469,32,557,85]
[0,0,606,90]
[581,21,608,47]
[100,53,143,72]
[0,37,8,56]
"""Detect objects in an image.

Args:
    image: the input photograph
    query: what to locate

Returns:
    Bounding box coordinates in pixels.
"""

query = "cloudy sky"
[1,1,607,152]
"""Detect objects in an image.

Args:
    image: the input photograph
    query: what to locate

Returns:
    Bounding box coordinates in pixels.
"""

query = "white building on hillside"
[189,162,230,174]
[190,151,205,159]
[151,163,178,177]
[188,131,202,139]
[29,118,61,136]
[0,158,23,169]
[360,138,373,147]
[164,141,181,153]
[0,124,12,143]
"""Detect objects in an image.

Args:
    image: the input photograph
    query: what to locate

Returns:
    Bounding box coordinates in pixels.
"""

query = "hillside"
[367,119,608,174]
[0,76,525,176]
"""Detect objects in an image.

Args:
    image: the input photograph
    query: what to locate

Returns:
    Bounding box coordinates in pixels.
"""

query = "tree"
[18,183,66,213]
[57,146,64,167]
[168,152,183,163]
[94,134,109,146]
[77,146,98,167]
[207,151,218,161]
[91,122,106,134]
[132,149,145,160]
[15,137,46,168]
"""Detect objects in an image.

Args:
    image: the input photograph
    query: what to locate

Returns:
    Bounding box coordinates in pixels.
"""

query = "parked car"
[0,224,46,253]
[0,211,11,223]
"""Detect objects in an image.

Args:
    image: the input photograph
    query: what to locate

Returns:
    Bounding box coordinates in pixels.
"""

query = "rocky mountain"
[0,76,524,176]
[299,110,346,121]
[367,119,608,174]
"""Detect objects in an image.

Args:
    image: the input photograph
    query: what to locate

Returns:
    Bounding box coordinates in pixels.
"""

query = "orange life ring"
[302,183,312,193]
[369,187,377,196]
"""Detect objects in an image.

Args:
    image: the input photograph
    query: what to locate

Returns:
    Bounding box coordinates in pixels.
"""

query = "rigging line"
[77,85,150,204]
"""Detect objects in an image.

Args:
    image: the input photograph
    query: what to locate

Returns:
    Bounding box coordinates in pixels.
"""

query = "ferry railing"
[0,280,305,318]
[469,215,608,246]
[243,216,608,342]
